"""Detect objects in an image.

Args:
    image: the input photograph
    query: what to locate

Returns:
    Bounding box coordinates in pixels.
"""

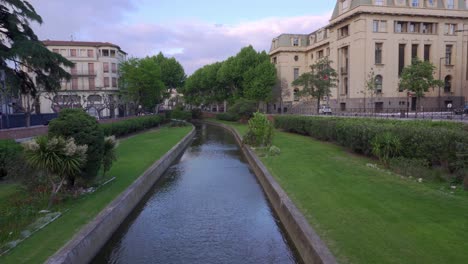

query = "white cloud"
[29,0,330,74]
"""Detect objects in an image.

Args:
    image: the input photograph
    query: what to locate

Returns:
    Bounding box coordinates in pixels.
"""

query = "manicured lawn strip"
[215,120,468,264]
[1,126,191,263]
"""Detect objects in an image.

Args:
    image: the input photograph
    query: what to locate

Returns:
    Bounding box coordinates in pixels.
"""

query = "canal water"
[92,124,300,264]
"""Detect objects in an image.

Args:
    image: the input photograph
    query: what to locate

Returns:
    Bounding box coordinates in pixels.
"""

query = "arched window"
[294,88,299,101]
[88,95,102,103]
[375,75,383,93]
[444,75,452,93]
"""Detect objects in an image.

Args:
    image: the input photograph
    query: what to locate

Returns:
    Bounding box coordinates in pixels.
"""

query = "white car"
[319,105,332,115]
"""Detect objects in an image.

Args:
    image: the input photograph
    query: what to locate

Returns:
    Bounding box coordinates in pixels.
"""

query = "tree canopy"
[181,46,276,107]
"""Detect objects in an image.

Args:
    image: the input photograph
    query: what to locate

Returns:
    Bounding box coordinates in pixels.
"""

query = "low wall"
[204,121,337,264]
[46,126,196,264]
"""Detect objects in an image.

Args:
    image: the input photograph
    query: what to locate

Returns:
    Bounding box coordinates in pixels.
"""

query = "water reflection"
[92,124,299,264]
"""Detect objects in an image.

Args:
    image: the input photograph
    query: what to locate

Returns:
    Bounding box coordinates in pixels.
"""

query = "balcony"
[71,70,97,77]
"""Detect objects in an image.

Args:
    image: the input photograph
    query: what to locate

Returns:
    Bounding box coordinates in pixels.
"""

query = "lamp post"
[438,57,445,110]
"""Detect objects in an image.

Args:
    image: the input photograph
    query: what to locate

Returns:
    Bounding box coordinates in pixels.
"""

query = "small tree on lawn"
[292,57,338,114]
[22,136,87,208]
[399,58,443,117]
[361,69,376,111]
[102,136,118,177]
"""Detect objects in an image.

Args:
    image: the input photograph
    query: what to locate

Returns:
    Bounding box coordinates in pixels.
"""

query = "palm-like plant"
[22,136,87,208]
[102,136,118,177]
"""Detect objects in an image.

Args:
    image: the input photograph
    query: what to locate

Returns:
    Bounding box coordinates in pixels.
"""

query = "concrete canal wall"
[46,126,196,264]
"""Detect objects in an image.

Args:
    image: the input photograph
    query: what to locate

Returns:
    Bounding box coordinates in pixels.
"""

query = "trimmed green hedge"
[101,115,166,137]
[217,112,240,122]
[274,116,468,169]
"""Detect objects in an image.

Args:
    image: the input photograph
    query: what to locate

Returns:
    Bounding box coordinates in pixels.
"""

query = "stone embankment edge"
[46,125,196,264]
[203,121,337,264]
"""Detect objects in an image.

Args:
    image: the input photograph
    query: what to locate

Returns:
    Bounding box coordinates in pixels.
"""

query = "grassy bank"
[215,119,468,264]
[0,126,191,263]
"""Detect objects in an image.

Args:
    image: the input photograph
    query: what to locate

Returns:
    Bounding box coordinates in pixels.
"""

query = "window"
[422,23,435,34]
[373,20,387,32]
[445,45,453,65]
[71,65,77,75]
[375,43,383,64]
[339,25,349,38]
[70,49,77,57]
[273,57,277,64]
[395,21,408,33]
[293,68,299,80]
[340,103,346,111]
[375,0,385,5]
[424,45,431,61]
[294,55,299,62]
[292,38,299,46]
[411,44,418,59]
[427,0,435,6]
[103,62,109,73]
[110,50,116,57]
[318,50,324,59]
[445,24,457,35]
[52,49,59,53]
[102,49,109,56]
[293,88,299,101]
[112,77,117,87]
[87,49,94,57]
[88,63,94,75]
[79,49,86,57]
[111,63,117,73]
[104,77,110,87]
[399,44,406,76]
[375,75,383,93]
[447,0,455,9]
[72,77,78,90]
[89,77,95,90]
[444,75,452,92]
[412,0,419,7]
[344,77,348,95]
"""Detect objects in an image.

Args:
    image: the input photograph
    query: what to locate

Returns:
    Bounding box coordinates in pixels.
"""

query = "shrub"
[228,98,257,119]
[388,157,438,180]
[48,109,104,182]
[101,115,165,137]
[191,108,203,119]
[102,136,118,177]
[269,145,281,156]
[372,132,401,166]
[171,109,192,121]
[216,112,240,122]
[243,112,274,147]
[0,140,23,181]
[274,115,468,172]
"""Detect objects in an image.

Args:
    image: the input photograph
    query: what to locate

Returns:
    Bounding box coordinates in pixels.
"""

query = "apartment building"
[31,41,127,118]
[270,0,468,112]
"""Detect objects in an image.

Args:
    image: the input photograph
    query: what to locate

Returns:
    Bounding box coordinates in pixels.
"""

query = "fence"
[285,107,468,122]
[0,113,58,129]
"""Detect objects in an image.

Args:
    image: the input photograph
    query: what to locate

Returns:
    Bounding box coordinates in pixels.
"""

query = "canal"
[92,124,300,264]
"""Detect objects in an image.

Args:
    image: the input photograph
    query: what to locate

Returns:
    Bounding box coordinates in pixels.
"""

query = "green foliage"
[0,0,73,95]
[0,140,22,180]
[171,109,192,121]
[48,109,104,181]
[268,145,281,156]
[372,132,401,166]
[228,98,257,119]
[243,112,274,147]
[101,115,165,137]
[216,112,240,122]
[388,157,440,181]
[102,136,118,177]
[292,57,338,112]
[243,58,277,102]
[274,115,468,172]
[191,108,203,119]
[153,52,186,89]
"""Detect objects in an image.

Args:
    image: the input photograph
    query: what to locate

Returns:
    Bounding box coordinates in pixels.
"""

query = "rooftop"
[42,40,127,54]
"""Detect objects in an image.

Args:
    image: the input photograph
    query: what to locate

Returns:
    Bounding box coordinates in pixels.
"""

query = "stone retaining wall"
[46,126,195,264]
[204,121,337,264]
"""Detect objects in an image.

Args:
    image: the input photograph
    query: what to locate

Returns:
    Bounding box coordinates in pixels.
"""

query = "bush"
[216,112,240,122]
[372,132,401,166]
[48,109,104,182]
[228,98,257,119]
[0,140,23,181]
[388,157,438,180]
[191,108,203,119]
[269,145,281,156]
[171,109,192,121]
[274,115,468,172]
[101,115,165,137]
[243,112,274,147]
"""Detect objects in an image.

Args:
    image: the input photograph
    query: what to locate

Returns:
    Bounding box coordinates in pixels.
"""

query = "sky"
[29,0,335,74]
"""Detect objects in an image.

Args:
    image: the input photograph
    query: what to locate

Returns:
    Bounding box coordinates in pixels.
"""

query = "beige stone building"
[29,41,127,118]
[270,0,468,113]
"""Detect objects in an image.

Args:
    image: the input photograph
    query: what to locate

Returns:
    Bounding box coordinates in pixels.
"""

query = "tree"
[48,109,104,183]
[399,58,443,116]
[22,136,87,208]
[292,57,338,114]
[243,59,277,108]
[119,57,166,113]
[102,136,118,178]
[0,0,73,126]
[153,52,186,89]
[361,69,376,111]
[272,78,291,114]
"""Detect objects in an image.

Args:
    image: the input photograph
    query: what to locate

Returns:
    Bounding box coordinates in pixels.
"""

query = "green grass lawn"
[0,126,191,263]
[0,184,20,202]
[215,120,468,264]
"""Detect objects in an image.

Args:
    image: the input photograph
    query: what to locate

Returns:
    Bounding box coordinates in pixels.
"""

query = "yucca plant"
[22,136,87,208]
[102,136,118,178]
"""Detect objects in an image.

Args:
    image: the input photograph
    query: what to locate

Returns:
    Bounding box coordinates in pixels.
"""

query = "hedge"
[216,112,240,122]
[274,116,468,169]
[101,115,166,137]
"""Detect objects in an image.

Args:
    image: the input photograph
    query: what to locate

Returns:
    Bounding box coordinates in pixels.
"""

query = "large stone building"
[270,0,468,113]
[29,40,127,118]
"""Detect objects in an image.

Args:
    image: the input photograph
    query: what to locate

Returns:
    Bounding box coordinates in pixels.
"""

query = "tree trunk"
[415,96,419,118]
[47,177,66,209]
[316,97,321,114]
[25,111,31,127]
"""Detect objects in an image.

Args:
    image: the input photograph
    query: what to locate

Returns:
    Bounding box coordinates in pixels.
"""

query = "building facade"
[270,0,468,113]
[29,41,127,118]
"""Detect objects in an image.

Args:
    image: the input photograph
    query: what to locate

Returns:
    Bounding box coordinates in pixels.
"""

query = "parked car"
[318,105,332,115]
